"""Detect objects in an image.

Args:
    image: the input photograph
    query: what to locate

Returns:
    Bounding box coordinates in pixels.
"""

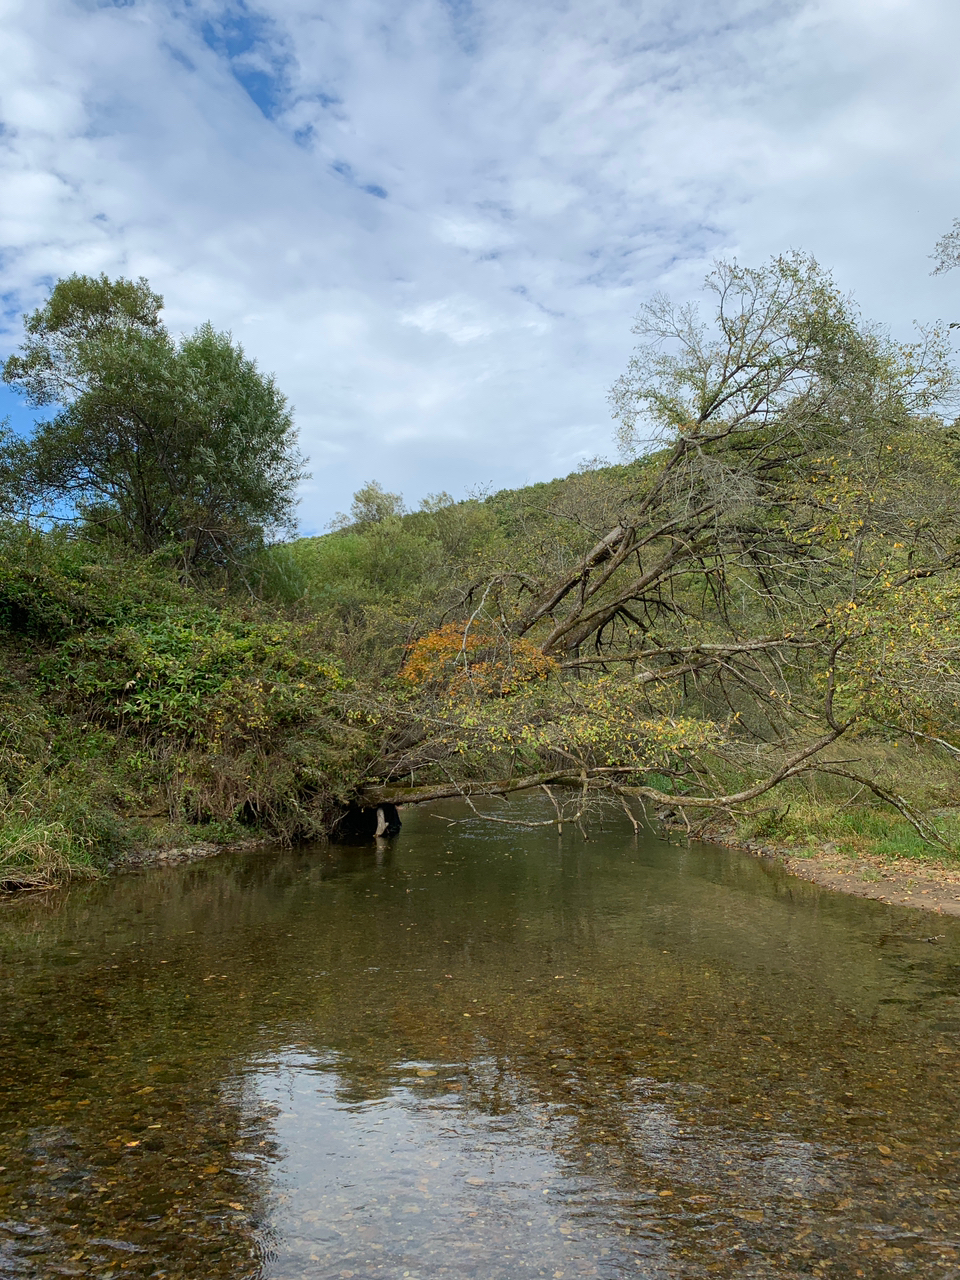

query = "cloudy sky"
[1,0,959,531]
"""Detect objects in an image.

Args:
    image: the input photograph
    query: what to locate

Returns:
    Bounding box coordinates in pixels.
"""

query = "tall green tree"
[2,274,307,572]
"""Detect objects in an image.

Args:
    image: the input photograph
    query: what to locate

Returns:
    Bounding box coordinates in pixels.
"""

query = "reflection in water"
[1,799,960,1277]
[256,1051,651,1278]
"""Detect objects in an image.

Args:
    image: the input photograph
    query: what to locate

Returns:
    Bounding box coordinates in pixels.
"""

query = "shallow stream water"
[2,802,960,1278]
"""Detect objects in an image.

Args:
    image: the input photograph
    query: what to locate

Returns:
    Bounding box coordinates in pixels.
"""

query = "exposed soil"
[714,830,960,917]
[777,848,960,916]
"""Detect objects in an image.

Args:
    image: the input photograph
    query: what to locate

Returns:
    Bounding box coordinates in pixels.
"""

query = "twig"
[619,793,640,834]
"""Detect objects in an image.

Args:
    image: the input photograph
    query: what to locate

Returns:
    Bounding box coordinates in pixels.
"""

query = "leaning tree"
[353,254,960,838]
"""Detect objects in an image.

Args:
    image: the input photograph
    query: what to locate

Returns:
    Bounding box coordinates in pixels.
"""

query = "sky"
[1,0,959,533]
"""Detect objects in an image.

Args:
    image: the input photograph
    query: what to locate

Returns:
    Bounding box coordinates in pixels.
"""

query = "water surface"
[2,801,960,1278]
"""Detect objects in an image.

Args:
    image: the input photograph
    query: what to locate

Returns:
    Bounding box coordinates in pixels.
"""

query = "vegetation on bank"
[4,255,960,889]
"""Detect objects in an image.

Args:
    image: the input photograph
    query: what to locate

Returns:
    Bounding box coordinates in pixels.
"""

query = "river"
[1,800,959,1278]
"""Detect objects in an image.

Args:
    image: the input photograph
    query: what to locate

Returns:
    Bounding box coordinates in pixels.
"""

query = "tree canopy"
[2,273,306,572]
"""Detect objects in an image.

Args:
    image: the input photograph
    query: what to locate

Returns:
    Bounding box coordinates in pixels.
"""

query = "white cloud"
[0,0,959,530]
[433,215,514,254]
[401,298,496,345]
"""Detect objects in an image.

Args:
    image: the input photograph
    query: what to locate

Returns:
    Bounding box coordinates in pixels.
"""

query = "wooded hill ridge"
[3,253,960,889]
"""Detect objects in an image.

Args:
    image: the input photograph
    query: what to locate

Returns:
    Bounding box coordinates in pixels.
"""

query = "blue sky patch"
[165,44,196,74]
[332,161,389,200]
[199,3,291,120]
[0,386,42,441]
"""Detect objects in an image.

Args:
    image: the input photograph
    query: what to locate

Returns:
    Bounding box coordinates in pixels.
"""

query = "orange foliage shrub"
[401,621,556,695]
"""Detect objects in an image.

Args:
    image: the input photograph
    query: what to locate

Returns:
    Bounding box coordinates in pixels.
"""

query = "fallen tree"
[349,255,960,841]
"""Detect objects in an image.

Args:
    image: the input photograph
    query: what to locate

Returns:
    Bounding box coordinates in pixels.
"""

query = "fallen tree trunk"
[359,770,584,808]
[358,724,848,813]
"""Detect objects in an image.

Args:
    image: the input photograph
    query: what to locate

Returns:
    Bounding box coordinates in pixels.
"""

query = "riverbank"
[780,847,960,916]
[7,804,960,918]
[119,835,278,871]
[670,789,960,917]
[0,834,278,895]
[716,832,960,916]
[6,497,960,912]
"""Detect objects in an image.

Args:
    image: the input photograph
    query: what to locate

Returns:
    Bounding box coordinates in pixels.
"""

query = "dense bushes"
[0,524,379,887]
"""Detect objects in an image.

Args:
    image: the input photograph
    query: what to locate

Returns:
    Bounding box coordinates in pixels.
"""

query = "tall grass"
[0,814,101,891]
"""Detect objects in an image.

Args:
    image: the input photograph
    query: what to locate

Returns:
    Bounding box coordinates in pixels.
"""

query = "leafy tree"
[932,219,960,276]
[330,479,406,529]
[2,274,307,572]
